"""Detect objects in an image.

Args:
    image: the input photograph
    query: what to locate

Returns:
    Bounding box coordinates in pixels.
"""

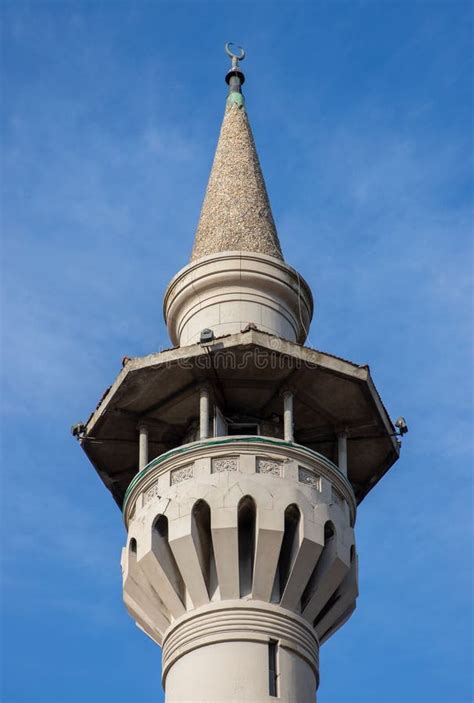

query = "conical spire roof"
[191,52,283,262]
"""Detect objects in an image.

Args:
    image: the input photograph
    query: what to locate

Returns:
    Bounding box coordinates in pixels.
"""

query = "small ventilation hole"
[325,521,335,541]
[268,640,279,697]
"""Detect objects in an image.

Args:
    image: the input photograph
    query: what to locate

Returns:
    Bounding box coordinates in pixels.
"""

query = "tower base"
[162,600,319,703]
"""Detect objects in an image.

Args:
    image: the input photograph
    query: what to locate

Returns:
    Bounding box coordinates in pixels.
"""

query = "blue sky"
[1,1,472,702]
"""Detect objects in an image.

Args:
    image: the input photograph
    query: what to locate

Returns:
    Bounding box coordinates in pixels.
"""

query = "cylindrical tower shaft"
[163,602,318,703]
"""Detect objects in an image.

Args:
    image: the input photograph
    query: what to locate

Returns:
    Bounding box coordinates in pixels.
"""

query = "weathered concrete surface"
[79,329,399,508]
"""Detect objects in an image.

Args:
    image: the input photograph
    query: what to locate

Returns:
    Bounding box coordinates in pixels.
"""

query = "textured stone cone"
[191,101,284,261]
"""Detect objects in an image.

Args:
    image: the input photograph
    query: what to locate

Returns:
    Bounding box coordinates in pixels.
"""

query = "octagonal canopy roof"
[79,330,400,508]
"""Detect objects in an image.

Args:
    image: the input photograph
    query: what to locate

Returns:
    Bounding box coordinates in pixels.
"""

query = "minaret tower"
[75,44,402,703]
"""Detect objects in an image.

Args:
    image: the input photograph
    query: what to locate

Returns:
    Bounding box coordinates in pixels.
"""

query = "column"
[138,424,149,470]
[283,391,294,443]
[337,432,348,477]
[199,387,210,440]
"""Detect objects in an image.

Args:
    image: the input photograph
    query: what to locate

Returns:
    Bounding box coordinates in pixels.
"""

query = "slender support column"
[199,387,210,440]
[283,391,294,443]
[337,432,348,477]
[138,424,149,470]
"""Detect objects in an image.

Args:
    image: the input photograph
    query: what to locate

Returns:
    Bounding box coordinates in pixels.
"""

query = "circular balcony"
[123,436,356,527]
[121,434,358,658]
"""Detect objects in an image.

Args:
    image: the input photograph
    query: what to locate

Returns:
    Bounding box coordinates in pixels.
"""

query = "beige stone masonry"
[164,250,313,346]
[191,102,283,262]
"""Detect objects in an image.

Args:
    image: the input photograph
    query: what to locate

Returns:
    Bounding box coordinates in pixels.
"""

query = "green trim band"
[122,436,343,511]
[227,92,245,108]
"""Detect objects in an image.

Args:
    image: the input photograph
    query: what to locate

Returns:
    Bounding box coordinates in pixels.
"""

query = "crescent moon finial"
[225,42,246,69]
[224,42,246,96]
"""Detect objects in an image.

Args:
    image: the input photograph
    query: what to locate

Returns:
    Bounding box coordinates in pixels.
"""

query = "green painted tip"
[227,92,245,109]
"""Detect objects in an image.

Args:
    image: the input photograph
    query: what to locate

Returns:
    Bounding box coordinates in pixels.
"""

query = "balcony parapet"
[123,436,356,528]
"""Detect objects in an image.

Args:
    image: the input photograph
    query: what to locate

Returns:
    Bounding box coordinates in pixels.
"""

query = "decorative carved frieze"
[256,457,282,476]
[212,456,239,473]
[144,482,161,504]
[298,466,321,490]
[123,438,358,528]
[170,464,194,485]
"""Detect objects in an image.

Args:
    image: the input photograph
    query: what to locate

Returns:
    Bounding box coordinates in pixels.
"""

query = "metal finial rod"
[225,42,246,90]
